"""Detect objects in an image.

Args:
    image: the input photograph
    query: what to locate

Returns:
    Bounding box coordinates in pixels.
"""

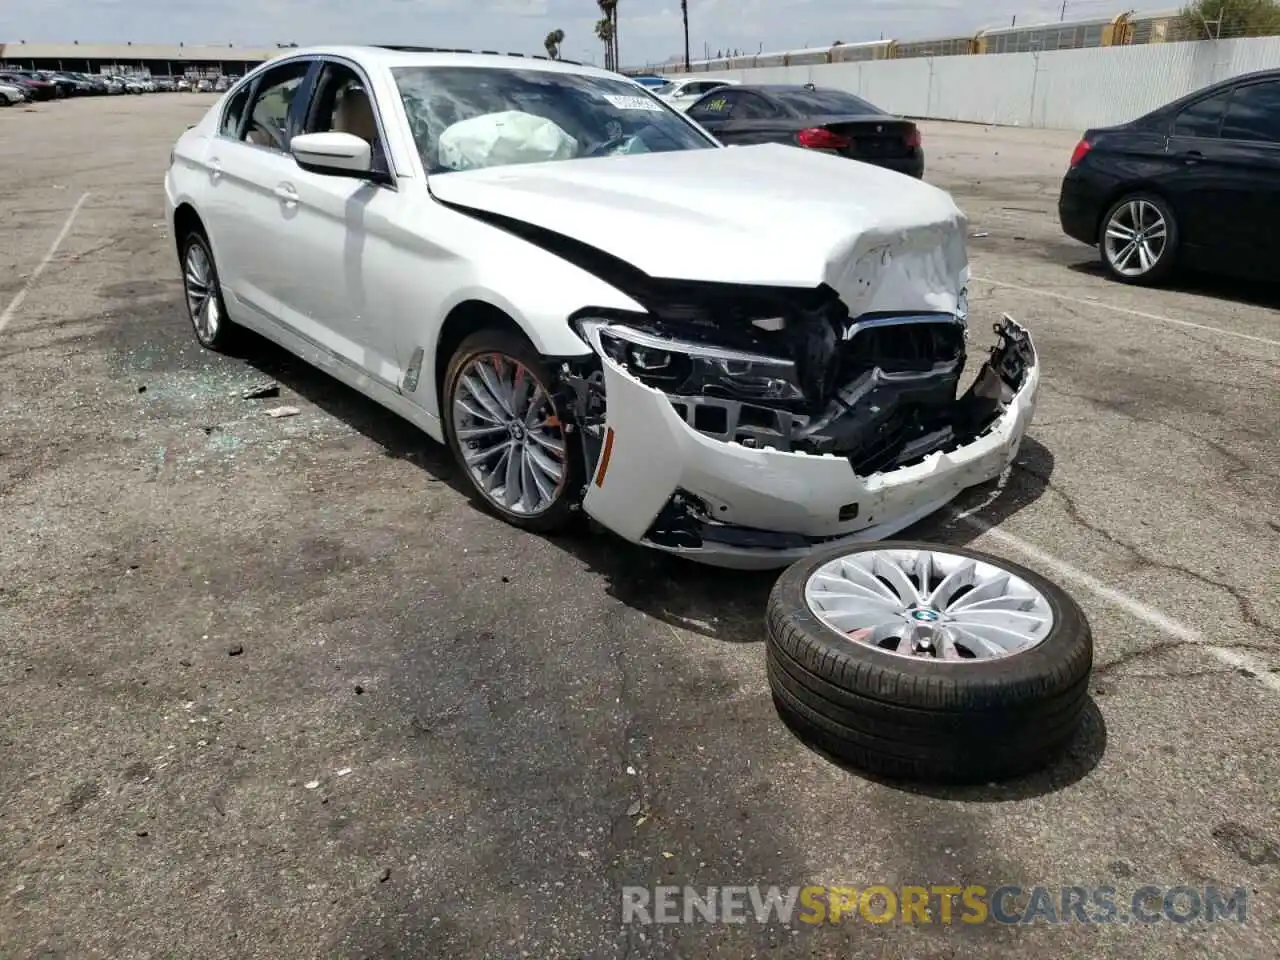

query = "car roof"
[259,44,621,82]
[1134,66,1280,122]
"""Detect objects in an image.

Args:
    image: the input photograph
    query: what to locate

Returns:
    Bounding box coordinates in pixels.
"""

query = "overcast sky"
[2,0,1186,66]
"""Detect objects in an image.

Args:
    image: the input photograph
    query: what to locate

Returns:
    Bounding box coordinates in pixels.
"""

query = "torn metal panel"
[564,315,1038,570]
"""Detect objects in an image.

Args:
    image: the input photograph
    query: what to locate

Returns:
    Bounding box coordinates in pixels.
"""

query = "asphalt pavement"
[1,96,1277,959]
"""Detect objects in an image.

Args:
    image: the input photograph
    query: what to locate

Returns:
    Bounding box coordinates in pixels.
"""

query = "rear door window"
[1221,79,1280,143]
[1172,90,1230,138]
[736,93,781,120]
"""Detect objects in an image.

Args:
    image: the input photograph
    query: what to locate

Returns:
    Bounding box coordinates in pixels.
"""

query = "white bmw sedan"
[165,45,1038,569]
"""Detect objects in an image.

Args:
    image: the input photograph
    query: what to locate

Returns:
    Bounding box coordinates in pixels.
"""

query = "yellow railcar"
[975,14,1127,54]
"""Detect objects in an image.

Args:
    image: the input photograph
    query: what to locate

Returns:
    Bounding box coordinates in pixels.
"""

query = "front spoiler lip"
[579,315,1039,570]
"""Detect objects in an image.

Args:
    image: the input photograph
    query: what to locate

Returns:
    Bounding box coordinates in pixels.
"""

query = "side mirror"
[290,131,373,178]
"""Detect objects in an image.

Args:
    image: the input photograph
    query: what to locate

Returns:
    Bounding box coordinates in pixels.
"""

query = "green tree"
[1178,0,1280,39]
[544,28,565,59]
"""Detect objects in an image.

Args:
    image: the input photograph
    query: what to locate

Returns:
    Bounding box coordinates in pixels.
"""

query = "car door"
[200,58,315,325]
[279,58,407,389]
[1197,78,1280,278]
[688,90,789,145]
[686,89,744,139]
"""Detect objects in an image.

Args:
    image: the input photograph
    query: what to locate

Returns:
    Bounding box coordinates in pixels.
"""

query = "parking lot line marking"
[954,511,1280,695]
[0,191,90,336]
[972,276,1280,349]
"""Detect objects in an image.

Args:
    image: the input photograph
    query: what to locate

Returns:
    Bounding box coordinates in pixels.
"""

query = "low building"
[0,41,286,78]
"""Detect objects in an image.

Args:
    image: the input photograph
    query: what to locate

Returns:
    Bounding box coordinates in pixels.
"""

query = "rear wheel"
[1099,192,1178,285]
[443,329,583,533]
[180,229,237,351]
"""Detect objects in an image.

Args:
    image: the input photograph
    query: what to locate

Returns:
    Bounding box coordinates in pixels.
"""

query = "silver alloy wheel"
[803,547,1055,661]
[1103,199,1167,277]
[451,352,568,516]
[183,241,220,343]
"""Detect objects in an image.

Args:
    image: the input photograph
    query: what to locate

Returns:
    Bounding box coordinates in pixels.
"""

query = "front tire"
[1099,192,1178,285]
[180,229,236,351]
[443,329,583,534]
[766,542,1093,783]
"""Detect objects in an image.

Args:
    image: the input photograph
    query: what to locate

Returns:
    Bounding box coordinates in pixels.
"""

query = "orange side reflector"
[593,427,616,487]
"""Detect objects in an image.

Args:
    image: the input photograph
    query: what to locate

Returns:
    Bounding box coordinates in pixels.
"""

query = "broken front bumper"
[580,317,1039,570]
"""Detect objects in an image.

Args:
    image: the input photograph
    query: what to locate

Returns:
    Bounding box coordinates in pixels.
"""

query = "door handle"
[273,183,298,204]
[208,157,222,180]
[1182,150,1202,165]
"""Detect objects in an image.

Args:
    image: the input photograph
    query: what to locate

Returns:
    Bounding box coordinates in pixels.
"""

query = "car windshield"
[772,87,885,116]
[392,66,716,174]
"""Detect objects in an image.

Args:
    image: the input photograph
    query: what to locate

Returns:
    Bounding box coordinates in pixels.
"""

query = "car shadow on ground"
[1067,260,1280,309]
[242,324,1060,649]
[242,332,1102,799]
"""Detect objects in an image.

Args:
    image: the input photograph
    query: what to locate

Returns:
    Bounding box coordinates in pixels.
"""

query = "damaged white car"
[165,46,1038,569]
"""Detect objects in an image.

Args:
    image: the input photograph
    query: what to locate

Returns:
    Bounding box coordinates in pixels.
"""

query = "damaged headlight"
[574,317,806,403]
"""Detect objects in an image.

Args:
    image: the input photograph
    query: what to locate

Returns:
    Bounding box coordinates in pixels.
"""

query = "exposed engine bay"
[559,280,1034,482]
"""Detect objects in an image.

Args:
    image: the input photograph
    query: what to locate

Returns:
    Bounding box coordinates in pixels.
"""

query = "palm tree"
[681,0,690,70]
[543,28,565,59]
[594,14,614,70]
[598,0,619,70]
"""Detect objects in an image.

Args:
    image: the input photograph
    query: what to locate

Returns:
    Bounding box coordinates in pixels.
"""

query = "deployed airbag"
[437,111,579,171]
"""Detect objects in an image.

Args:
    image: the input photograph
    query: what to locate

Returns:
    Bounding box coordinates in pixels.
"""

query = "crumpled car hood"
[427,142,969,316]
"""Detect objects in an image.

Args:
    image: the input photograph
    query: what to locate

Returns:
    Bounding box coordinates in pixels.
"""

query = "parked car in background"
[629,74,667,89]
[0,70,56,101]
[28,70,73,97]
[656,76,735,111]
[69,72,109,94]
[686,84,925,178]
[1060,67,1280,285]
[165,46,1034,568]
[195,77,214,93]
[0,81,28,104]
[37,71,88,96]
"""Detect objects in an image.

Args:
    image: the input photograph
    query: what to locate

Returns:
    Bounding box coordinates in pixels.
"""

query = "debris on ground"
[264,406,300,419]
[304,780,320,790]
[971,231,990,238]
[227,644,244,657]
[378,867,392,883]
[336,767,353,777]
[242,382,280,400]
[625,799,643,817]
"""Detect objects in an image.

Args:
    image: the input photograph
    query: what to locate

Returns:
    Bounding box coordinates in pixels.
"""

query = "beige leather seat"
[334,87,378,144]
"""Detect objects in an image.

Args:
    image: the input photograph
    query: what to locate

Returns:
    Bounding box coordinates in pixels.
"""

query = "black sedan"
[1059,67,1280,285]
[684,84,924,178]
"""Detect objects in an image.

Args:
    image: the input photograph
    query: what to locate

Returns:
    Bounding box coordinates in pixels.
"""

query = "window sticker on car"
[702,97,729,112]
[603,94,665,112]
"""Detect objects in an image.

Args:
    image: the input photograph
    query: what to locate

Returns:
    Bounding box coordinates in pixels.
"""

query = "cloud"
[1,0,1185,66]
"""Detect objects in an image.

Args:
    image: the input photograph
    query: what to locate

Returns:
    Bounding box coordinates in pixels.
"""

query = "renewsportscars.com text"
[621,884,1249,926]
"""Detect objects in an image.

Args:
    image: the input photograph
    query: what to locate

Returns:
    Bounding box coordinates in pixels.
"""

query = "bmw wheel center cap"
[910,609,941,622]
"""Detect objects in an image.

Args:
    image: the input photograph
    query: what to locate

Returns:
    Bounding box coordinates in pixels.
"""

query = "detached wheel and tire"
[1099,192,1178,285]
[766,542,1092,783]
[444,329,583,533]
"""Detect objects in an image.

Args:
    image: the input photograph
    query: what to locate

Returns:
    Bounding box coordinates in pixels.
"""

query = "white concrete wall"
[693,37,1280,131]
